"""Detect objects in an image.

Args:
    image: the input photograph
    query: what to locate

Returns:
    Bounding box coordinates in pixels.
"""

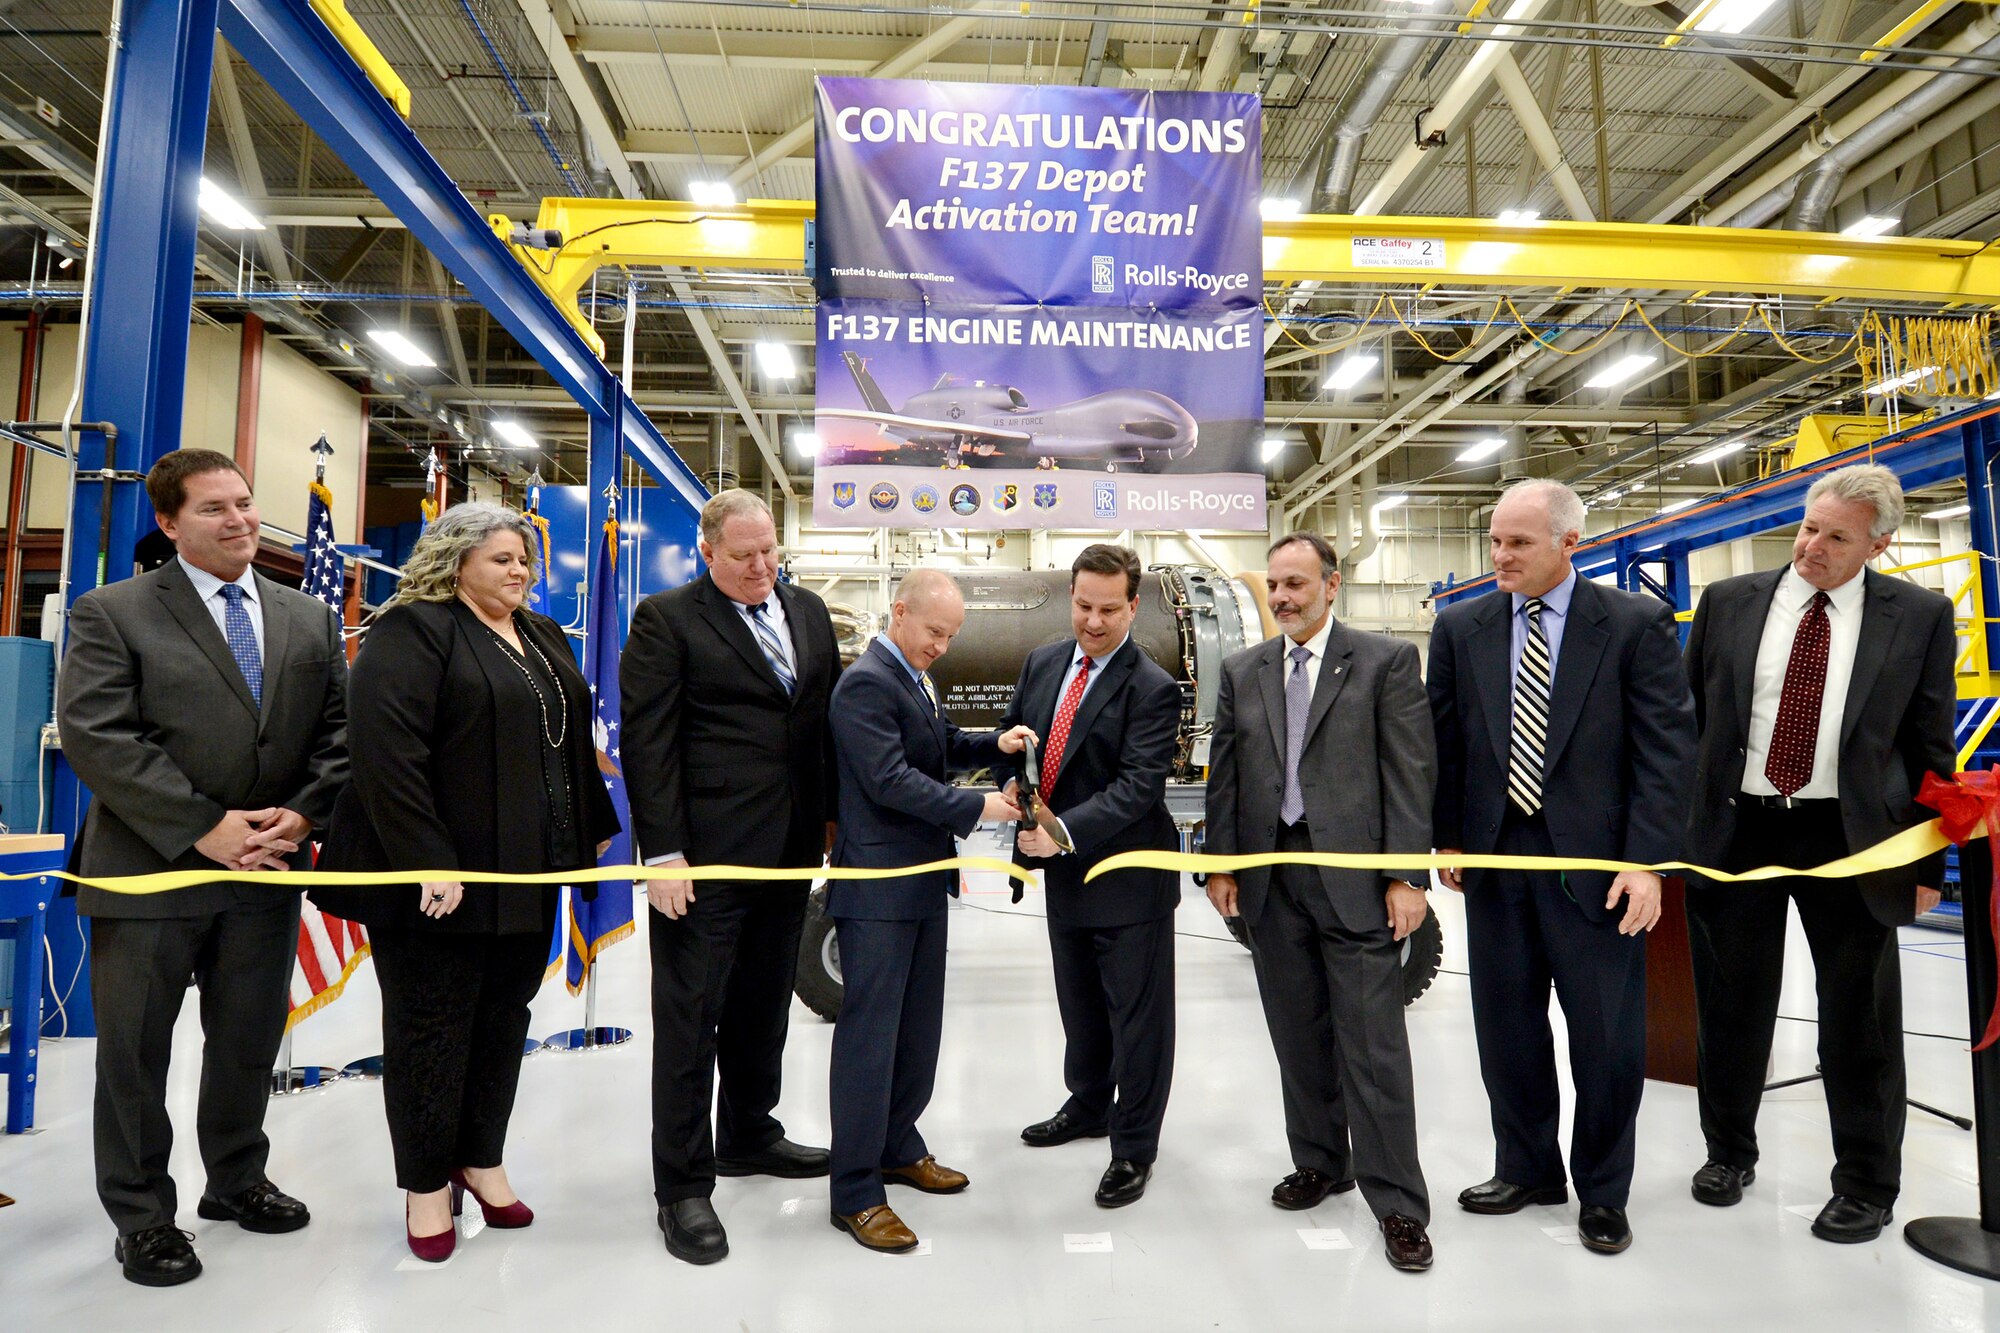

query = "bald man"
[824,571,1034,1253]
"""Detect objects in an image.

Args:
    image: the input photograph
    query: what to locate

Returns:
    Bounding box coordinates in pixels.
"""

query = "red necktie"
[1041,657,1093,792]
[1765,590,1831,796]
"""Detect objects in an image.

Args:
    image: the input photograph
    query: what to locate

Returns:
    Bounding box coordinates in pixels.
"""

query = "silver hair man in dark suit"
[1682,463,1956,1243]
[1204,532,1437,1274]
[59,448,349,1287]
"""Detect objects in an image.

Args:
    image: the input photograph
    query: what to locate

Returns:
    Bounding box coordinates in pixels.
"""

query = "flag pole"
[270,1026,339,1096]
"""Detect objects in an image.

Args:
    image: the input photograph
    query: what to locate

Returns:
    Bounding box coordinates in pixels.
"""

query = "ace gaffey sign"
[812,78,1265,531]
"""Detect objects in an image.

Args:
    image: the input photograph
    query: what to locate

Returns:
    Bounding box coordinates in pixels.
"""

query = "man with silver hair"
[1428,477,1696,1255]
[622,487,842,1265]
[1682,463,1955,1243]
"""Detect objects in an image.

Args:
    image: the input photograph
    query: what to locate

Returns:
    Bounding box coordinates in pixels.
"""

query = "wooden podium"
[1644,875,1699,1086]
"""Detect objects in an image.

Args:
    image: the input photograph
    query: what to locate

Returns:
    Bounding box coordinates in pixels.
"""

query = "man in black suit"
[59,449,349,1286]
[1428,478,1696,1255]
[621,488,840,1265]
[1682,464,1955,1242]
[1204,532,1436,1273]
[1002,544,1181,1208]
[824,569,1033,1253]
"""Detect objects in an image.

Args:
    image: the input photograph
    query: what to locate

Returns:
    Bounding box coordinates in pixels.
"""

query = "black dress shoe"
[1270,1168,1359,1211]
[1457,1177,1569,1215]
[1381,1214,1434,1272]
[196,1180,311,1234]
[1690,1161,1754,1207]
[114,1226,202,1287]
[1811,1194,1892,1243]
[714,1138,830,1179]
[1021,1111,1109,1148]
[1578,1205,1632,1254]
[658,1199,729,1264]
[1095,1159,1151,1208]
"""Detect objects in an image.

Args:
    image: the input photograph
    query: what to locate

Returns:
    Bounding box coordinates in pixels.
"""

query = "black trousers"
[827,911,946,1214]
[1687,800,1905,1207]
[649,882,810,1204]
[1466,811,1647,1208]
[1244,821,1429,1224]
[1047,913,1175,1164]
[90,896,300,1235]
[370,928,547,1194]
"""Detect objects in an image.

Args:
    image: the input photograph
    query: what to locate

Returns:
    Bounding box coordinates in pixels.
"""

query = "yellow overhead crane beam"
[491,199,2000,360]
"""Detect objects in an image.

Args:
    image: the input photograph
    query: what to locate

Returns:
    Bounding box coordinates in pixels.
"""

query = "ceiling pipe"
[1306,21,1436,214]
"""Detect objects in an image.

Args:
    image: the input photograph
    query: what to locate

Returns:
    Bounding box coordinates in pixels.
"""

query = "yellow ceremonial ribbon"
[1,817,1977,897]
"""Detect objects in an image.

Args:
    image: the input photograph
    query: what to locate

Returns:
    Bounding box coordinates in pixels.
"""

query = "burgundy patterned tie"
[1764,590,1831,797]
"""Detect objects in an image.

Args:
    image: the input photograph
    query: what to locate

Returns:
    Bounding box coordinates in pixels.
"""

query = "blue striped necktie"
[220,583,263,706]
[749,601,796,695]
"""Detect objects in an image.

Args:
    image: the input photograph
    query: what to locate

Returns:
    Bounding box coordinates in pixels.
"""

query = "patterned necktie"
[1507,597,1552,816]
[1765,590,1832,796]
[749,601,796,696]
[220,583,262,707]
[1041,656,1093,792]
[1280,643,1312,826]
[919,672,940,716]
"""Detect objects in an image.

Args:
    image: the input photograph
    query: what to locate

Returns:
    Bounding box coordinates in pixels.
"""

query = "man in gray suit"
[1204,532,1436,1273]
[59,449,349,1286]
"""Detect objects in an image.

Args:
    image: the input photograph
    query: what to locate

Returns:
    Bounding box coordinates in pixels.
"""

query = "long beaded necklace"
[484,620,568,750]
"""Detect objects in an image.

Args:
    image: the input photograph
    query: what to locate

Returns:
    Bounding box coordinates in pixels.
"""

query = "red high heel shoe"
[450,1169,535,1228]
[406,1198,456,1263]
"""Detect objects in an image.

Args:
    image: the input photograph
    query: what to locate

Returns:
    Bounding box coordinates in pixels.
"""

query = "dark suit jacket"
[828,639,1004,920]
[620,573,839,868]
[59,560,349,919]
[1428,575,1697,923]
[313,600,619,934]
[999,638,1180,928]
[1683,567,1956,925]
[1206,620,1435,932]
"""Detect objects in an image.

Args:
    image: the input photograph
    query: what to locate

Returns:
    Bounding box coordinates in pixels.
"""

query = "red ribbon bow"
[1917,769,2000,1050]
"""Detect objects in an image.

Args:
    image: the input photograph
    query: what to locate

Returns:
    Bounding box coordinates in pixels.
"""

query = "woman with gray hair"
[316,501,619,1262]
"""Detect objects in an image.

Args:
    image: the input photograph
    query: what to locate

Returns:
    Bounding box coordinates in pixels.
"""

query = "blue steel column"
[1964,412,2000,675]
[68,0,220,601]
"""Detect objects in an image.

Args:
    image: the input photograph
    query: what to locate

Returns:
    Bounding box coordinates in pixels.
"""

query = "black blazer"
[1683,567,1957,925]
[1428,575,1697,923]
[620,574,839,868]
[58,560,349,919]
[314,600,619,934]
[828,639,1002,920]
[1000,638,1180,928]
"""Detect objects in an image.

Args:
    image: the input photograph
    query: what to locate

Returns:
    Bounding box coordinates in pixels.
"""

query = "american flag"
[286,474,369,1031]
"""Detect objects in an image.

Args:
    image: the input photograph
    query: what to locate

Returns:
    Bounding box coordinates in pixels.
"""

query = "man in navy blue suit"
[825,568,1035,1254]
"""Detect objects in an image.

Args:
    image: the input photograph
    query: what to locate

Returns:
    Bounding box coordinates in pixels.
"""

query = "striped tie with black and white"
[1507,596,1551,816]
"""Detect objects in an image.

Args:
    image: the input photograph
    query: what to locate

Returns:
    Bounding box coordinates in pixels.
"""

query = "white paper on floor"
[1542,1225,1583,1246]
[1296,1228,1352,1251]
[1785,1204,1823,1221]
[911,1239,933,1256]
[1064,1233,1114,1253]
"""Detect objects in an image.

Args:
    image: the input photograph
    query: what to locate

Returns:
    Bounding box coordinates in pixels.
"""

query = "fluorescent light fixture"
[1693,0,1780,35]
[1688,437,1749,466]
[1260,197,1303,220]
[1842,214,1899,239]
[755,340,797,379]
[1863,365,1940,395]
[1324,353,1378,392]
[1659,498,1699,514]
[791,430,822,460]
[366,328,436,368]
[1456,436,1507,463]
[1372,493,1410,513]
[1601,489,1623,502]
[197,176,264,231]
[1262,436,1291,462]
[1585,353,1658,389]
[1926,504,1971,520]
[492,420,537,450]
[1496,208,1541,226]
[689,180,737,207]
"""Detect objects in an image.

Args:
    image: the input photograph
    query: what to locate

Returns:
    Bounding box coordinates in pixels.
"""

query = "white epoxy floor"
[3,884,1998,1331]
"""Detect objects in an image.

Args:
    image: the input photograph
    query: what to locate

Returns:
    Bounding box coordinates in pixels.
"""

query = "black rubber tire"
[794,886,844,1022]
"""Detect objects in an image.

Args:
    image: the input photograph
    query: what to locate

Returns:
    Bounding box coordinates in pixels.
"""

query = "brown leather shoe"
[829,1205,920,1253]
[1381,1214,1434,1272]
[883,1156,969,1194]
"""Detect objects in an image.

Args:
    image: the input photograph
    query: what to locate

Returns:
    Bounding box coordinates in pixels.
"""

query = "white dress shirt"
[1281,614,1336,697]
[1741,566,1866,799]
[178,555,265,659]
